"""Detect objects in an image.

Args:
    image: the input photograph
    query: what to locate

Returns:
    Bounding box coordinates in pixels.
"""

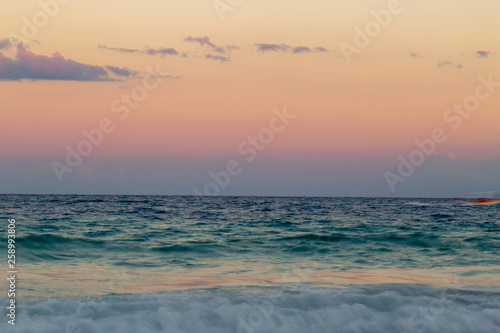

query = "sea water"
[0,195,499,332]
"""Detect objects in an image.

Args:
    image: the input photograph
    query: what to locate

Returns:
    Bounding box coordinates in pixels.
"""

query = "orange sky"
[1,0,499,196]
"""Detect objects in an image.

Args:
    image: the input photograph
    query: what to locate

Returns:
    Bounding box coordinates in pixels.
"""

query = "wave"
[404,201,456,207]
[153,243,224,254]
[404,201,433,206]
[18,234,106,247]
[1,284,499,333]
[278,233,348,242]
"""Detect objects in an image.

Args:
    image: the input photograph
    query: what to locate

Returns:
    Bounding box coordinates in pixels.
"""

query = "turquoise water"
[1,195,499,332]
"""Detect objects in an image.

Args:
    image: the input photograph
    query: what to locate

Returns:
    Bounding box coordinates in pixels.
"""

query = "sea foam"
[2,284,499,333]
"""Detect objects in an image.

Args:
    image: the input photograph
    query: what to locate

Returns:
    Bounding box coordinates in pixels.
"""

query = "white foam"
[404,201,433,206]
[1,285,499,333]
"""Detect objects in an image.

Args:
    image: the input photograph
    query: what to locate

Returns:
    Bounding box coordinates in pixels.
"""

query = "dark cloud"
[410,52,424,58]
[437,60,462,69]
[98,44,179,56]
[0,47,134,81]
[315,47,328,52]
[205,54,230,63]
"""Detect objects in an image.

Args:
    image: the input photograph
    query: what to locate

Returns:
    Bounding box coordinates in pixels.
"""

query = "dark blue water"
[1,195,499,332]
[3,195,499,269]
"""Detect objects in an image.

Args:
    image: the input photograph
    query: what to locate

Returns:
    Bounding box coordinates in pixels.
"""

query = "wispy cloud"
[183,36,237,55]
[184,36,223,53]
[106,66,138,77]
[98,44,179,56]
[182,36,239,62]
[98,45,139,54]
[461,50,495,59]
[475,50,491,58]
[98,38,327,64]
[0,38,14,50]
[205,54,230,63]
[150,73,181,79]
[256,43,290,52]
[0,38,30,51]
[145,48,179,56]
[410,52,424,58]
[256,43,328,54]
[292,46,312,54]
[437,60,462,69]
[0,46,135,81]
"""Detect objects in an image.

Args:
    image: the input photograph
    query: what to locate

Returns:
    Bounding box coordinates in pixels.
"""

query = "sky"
[1,0,499,197]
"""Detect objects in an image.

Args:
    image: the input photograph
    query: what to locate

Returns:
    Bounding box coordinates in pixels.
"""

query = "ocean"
[1,195,499,332]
